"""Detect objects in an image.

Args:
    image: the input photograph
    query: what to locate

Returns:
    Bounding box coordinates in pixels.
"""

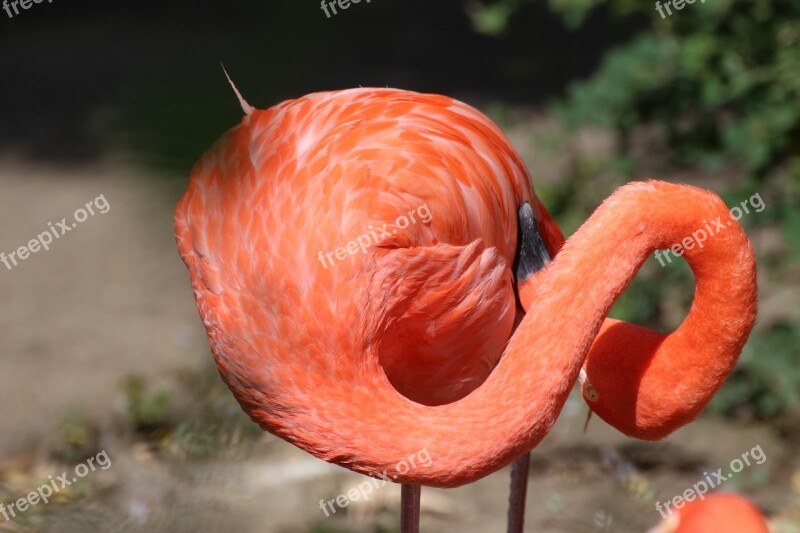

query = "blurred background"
[0,0,798,531]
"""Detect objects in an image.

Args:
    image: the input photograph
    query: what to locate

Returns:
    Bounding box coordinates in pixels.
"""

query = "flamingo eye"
[584,384,600,402]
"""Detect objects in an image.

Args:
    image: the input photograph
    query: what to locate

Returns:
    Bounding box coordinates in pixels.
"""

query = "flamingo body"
[176,88,562,406]
[175,88,757,488]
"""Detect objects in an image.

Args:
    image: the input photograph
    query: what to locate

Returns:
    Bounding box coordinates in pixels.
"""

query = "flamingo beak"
[583,407,594,434]
[514,201,552,310]
[514,201,551,282]
[578,367,593,433]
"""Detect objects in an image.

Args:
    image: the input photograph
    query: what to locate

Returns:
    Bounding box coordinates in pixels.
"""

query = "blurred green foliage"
[471,0,800,177]
[57,409,102,463]
[122,367,263,458]
[470,0,800,430]
[124,374,171,435]
[167,364,263,459]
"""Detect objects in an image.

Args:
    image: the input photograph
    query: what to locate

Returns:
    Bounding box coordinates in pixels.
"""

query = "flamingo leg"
[506,203,549,532]
[400,484,421,533]
[507,453,531,533]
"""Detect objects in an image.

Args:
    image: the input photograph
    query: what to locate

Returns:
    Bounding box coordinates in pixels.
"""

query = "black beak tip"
[514,201,551,283]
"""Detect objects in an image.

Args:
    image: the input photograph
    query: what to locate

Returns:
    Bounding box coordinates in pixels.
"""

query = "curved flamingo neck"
[583,187,757,437]
[234,181,756,487]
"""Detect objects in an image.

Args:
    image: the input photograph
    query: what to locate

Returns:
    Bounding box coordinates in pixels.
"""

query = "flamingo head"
[578,319,681,441]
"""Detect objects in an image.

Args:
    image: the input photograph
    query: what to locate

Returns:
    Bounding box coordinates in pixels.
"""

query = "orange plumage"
[649,493,768,533]
[174,88,757,488]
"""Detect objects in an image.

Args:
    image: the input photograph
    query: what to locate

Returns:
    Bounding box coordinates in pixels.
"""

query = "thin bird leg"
[507,453,531,533]
[400,484,421,533]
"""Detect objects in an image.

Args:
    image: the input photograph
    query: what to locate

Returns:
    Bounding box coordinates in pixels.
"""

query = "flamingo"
[648,492,769,532]
[174,86,757,531]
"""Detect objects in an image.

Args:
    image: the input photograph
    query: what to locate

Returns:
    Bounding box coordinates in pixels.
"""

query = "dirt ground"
[0,154,798,533]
